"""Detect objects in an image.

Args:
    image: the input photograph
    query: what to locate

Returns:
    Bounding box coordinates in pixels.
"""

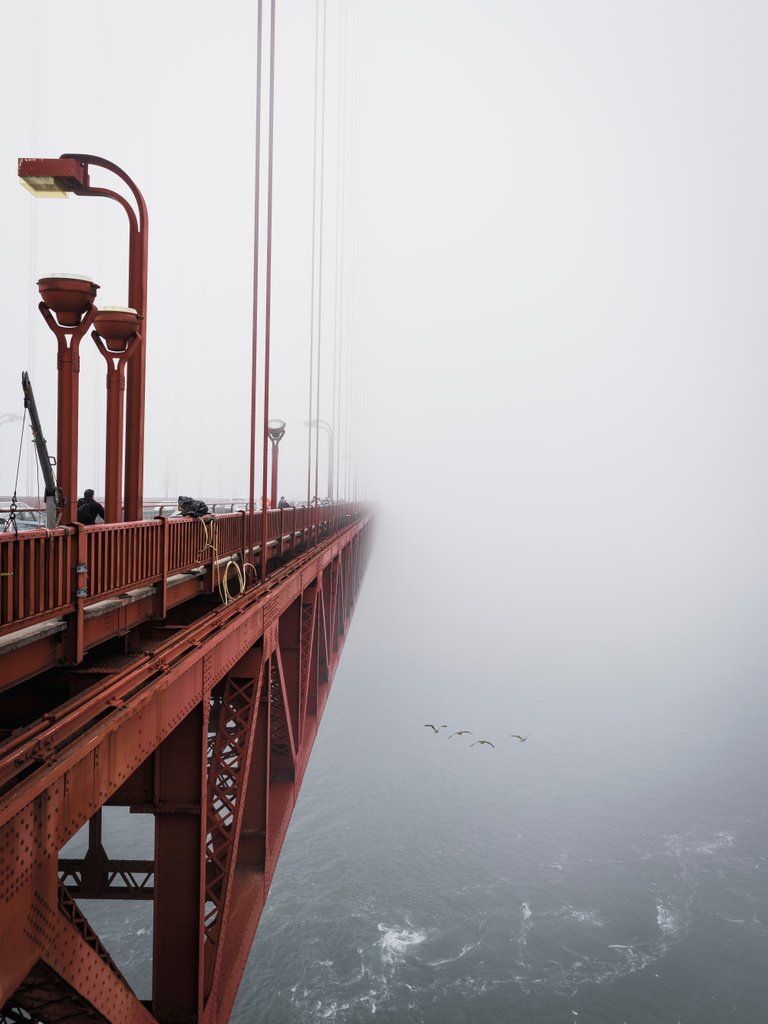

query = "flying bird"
[509,735,529,742]
[424,724,447,733]
[448,730,473,738]
[471,739,495,748]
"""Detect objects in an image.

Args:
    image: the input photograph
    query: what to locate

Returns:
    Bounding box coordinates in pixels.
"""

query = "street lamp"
[36,274,99,524]
[18,153,149,521]
[304,419,334,502]
[267,419,286,510]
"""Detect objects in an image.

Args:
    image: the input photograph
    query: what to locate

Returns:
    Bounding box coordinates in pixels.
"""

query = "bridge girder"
[0,516,372,1024]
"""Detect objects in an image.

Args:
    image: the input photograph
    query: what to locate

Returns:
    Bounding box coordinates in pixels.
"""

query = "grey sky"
[2,2,768,730]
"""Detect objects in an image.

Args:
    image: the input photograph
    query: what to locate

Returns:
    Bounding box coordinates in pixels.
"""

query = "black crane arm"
[21,371,62,528]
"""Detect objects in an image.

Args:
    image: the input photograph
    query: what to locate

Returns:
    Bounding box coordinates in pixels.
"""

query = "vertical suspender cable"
[306,0,322,521]
[336,0,348,500]
[248,0,265,572]
[314,0,328,542]
[260,0,277,582]
[331,0,345,505]
[349,0,360,504]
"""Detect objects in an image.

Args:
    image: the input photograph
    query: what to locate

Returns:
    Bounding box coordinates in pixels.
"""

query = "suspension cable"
[306,0,322,517]
[248,0,265,568]
[314,0,329,540]
[336,0,349,499]
[331,0,345,504]
[260,0,277,582]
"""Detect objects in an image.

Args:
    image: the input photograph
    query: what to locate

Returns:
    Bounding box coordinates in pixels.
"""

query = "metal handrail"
[0,502,364,638]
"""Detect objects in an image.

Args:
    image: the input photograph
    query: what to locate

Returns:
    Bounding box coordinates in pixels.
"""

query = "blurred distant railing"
[0,502,364,639]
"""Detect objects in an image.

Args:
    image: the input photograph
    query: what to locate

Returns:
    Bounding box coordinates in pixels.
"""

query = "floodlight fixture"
[18,157,89,198]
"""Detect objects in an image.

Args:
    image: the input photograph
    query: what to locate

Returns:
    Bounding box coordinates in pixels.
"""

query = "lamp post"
[304,419,334,501]
[18,154,149,521]
[91,308,142,522]
[36,274,99,524]
[267,419,286,510]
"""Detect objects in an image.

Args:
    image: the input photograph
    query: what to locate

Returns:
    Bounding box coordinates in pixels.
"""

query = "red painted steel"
[92,314,142,523]
[37,296,99,524]
[60,154,149,524]
[0,511,373,1024]
[0,504,357,642]
[19,154,149,523]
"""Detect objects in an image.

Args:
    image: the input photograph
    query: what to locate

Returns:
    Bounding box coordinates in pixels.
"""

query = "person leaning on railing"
[77,489,105,526]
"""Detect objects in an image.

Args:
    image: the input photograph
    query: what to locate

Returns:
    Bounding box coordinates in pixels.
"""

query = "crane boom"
[21,371,62,528]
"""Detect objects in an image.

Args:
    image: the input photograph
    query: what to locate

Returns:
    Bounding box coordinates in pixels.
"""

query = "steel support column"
[152,705,207,1021]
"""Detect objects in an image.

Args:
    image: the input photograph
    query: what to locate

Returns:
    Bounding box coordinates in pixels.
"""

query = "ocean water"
[231,678,767,1022]
[65,543,768,1023]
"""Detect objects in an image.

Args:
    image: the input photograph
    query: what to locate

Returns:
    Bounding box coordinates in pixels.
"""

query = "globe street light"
[304,419,333,502]
[267,419,286,510]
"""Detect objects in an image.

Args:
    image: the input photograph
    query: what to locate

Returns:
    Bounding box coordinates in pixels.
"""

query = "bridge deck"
[0,505,356,693]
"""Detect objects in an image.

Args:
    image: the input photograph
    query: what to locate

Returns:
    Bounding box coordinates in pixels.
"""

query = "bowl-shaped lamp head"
[267,419,286,444]
[93,307,141,353]
[38,275,99,327]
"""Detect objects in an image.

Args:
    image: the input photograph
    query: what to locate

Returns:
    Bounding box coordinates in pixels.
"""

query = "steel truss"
[0,516,372,1024]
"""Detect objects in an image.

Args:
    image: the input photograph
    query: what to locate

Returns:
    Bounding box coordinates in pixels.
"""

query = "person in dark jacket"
[177,495,209,518]
[77,489,105,525]
[277,496,292,509]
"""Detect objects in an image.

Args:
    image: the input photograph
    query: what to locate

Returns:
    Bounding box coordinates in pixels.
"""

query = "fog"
[1,0,766,749]
[2,2,768,1015]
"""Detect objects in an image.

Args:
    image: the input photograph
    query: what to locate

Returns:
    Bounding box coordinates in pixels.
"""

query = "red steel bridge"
[1,6,371,1016]
[0,500,373,1024]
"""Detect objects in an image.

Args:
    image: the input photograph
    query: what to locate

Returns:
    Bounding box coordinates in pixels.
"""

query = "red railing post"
[154,514,169,620]
[62,524,88,664]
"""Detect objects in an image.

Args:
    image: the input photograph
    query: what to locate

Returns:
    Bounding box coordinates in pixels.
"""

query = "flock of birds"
[424,724,528,748]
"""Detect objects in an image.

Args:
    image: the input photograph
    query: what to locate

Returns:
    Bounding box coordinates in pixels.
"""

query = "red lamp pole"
[267,419,285,511]
[91,309,142,522]
[271,442,279,509]
[36,276,99,525]
[18,154,149,522]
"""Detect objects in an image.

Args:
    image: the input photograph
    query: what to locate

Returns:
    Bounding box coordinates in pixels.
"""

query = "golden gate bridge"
[1,2,371,1020]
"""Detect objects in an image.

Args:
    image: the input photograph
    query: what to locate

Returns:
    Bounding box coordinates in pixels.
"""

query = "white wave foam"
[607,943,658,974]
[561,905,603,926]
[665,830,736,859]
[427,941,479,967]
[656,904,680,937]
[377,923,427,965]
[694,832,735,856]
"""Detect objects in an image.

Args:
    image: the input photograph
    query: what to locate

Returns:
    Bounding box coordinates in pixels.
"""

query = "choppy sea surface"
[68,550,768,1023]
[230,686,767,1023]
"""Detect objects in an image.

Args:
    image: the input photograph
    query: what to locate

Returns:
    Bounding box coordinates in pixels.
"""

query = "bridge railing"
[0,502,363,639]
[88,519,163,599]
[0,528,74,631]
